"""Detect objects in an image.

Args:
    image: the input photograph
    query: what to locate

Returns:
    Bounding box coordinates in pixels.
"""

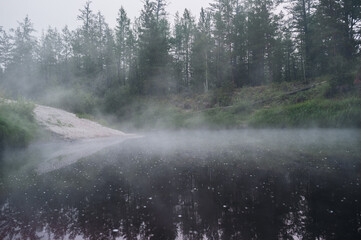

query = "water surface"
[1,129,361,239]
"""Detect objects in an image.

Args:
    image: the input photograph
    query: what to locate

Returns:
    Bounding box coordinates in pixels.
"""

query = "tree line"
[0,0,360,104]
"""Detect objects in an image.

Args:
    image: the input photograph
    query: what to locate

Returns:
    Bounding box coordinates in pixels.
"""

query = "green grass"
[108,79,361,130]
[130,103,187,129]
[76,113,96,121]
[201,109,244,128]
[249,97,361,128]
[112,97,252,130]
[181,80,360,129]
[0,101,38,148]
[63,77,361,130]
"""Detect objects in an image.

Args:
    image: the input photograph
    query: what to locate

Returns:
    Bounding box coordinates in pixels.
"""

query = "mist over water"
[1,129,361,239]
[1,0,360,237]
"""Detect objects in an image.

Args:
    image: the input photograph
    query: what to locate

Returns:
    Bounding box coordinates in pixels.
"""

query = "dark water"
[1,130,361,240]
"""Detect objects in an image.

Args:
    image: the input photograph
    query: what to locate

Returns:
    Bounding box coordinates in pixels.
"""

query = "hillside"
[109,79,361,130]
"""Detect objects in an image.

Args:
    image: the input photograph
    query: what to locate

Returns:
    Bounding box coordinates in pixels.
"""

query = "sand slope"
[32,104,139,173]
[34,105,132,140]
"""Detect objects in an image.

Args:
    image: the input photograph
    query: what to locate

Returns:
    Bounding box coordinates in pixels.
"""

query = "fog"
[1,0,361,238]
[2,128,359,175]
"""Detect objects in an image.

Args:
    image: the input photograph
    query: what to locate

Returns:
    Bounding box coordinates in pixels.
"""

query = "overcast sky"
[0,0,213,34]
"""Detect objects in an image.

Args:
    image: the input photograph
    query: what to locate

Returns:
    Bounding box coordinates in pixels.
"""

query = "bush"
[325,57,354,97]
[0,101,37,148]
[37,86,99,115]
[61,89,98,114]
[103,86,133,116]
[211,82,235,107]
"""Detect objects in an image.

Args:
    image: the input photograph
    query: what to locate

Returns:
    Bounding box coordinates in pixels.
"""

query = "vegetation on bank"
[0,100,37,149]
[0,76,360,151]
[250,97,361,128]
[92,78,361,130]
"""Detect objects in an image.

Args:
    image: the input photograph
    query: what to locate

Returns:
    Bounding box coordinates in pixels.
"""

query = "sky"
[0,0,213,35]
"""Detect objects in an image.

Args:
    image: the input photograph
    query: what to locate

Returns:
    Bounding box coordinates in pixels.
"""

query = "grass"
[0,100,38,148]
[76,112,95,120]
[98,78,360,130]
[123,102,187,130]
[249,97,361,128]
[0,77,358,154]
[31,77,360,131]
[129,79,361,130]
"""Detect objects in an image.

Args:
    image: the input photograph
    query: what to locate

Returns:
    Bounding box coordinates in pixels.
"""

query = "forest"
[2,2,361,239]
[0,0,360,130]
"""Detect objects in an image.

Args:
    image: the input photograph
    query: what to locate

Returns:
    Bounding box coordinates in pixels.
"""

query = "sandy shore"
[34,105,134,140]
[32,104,140,173]
[1,99,139,172]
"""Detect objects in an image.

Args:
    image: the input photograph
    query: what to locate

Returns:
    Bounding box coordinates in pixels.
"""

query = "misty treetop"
[0,0,360,105]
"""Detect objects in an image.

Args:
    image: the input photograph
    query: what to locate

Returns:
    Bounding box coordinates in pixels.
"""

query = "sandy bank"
[34,105,134,140]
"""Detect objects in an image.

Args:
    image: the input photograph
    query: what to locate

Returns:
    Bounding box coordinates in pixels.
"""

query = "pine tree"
[181,9,194,89]
[137,0,171,95]
[314,0,361,90]
[232,1,248,86]
[75,1,97,75]
[210,0,237,87]
[172,9,195,91]
[61,26,73,63]
[115,7,131,86]
[246,0,277,85]
[59,26,73,85]
[7,16,37,97]
[172,12,184,92]
[315,0,360,61]
[12,16,37,68]
[191,8,213,92]
[0,27,13,72]
[288,0,316,80]
[38,27,63,85]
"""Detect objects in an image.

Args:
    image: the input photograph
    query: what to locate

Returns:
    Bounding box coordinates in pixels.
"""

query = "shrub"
[0,101,37,149]
[211,82,235,107]
[325,57,354,97]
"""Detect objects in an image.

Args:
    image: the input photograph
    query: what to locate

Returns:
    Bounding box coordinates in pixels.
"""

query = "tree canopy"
[0,0,360,108]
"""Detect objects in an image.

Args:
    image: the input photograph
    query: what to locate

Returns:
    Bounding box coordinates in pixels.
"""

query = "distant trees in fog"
[0,0,360,104]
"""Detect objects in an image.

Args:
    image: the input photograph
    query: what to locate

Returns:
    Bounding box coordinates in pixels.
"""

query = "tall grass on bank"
[0,101,37,148]
[249,97,361,128]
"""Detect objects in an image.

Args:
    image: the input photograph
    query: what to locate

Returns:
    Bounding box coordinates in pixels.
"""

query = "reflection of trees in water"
[1,150,361,239]
[306,169,361,240]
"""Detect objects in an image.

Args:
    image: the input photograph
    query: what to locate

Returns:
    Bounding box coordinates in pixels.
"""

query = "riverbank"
[0,99,135,151]
[105,78,361,130]
[1,78,360,149]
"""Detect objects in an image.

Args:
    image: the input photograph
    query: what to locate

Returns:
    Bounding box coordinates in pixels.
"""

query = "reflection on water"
[1,130,361,239]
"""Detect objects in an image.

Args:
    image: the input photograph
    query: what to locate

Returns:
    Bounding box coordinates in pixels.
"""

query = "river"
[1,129,361,239]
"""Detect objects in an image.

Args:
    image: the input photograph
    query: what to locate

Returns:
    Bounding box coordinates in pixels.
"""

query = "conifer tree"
[191,8,213,92]
[115,7,131,86]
